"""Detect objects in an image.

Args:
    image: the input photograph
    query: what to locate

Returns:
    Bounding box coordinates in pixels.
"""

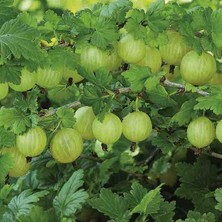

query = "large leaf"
[53,169,88,218]
[0,0,17,26]
[0,19,42,60]
[89,188,130,222]
[3,189,48,220]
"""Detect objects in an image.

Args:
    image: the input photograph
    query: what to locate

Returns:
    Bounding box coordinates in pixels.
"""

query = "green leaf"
[215,188,222,211]
[0,0,17,26]
[13,89,39,113]
[151,133,176,154]
[53,169,88,218]
[125,9,147,40]
[0,127,16,148]
[0,184,13,200]
[47,84,80,106]
[19,206,56,222]
[98,157,118,186]
[74,10,118,50]
[89,188,130,222]
[194,94,222,115]
[41,10,61,31]
[148,0,165,15]
[4,189,49,220]
[0,108,31,134]
[171,99,197,126]
[79,67,112,88]
[0,18,42,60]
[56,107,75,128]
[145,76,177,107]
[0,154,14,184]
[90,17,118,50]
[146,0,169,33]
[122,65,151,92]
[132,185,163,215]
[191,7,211,32]
[124,182,148,209]
[176,157,217,213]
[47,47,80,71]
[152,201,176,222]
[80,85,104,114]
[100,0,132,23]
[0,63,22,84]
[211,9,222,48]
[177,211,216,222]
[17,12,38,28]
[151,157,171,175]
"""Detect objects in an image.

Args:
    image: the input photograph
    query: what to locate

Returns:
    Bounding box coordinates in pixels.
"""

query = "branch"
[163,79,210,96]
[190,147,222,160]
[39,87,131,119]
[38,79,210,120]
[39,101,81,119]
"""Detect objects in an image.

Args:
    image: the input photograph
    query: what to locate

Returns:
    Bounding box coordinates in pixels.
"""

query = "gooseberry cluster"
[1,16,220,180]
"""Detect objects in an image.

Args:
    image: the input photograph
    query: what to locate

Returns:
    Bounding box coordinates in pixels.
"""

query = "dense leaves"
[1,0,222,221]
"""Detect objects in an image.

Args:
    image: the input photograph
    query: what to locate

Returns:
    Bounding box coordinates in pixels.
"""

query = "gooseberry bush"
[2,0,222,221]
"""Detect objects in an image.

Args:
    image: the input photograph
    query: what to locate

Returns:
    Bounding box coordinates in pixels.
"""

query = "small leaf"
[0,154,14,184]
[215,188,222,211]
[124,182,148,209]
[194,94,222,115]
[171,99,197,126]
[132,185,163,215]
[89,188,130,222]
[0,108,31,134]
[122,65,151,92]
[56,107,75,128]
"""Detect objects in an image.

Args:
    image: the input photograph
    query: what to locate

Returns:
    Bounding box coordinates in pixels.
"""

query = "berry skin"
[92,113,122,144]
[16,126,47,157]
[187,117,215,148]
[74,106,96,140]
[50,128,83,163]
[122,111,152,142]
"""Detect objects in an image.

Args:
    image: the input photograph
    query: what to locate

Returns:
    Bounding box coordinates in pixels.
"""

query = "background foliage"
[1,0,222,221]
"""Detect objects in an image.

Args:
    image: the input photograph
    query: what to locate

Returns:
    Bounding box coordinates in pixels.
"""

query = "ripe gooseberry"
[137,46,162,74]
[180,51,216,85]
[92,113,122,144]
[80,46,108,71]
[159,30,190,65]
[36,67,63,88]
[187,116,215,148]
[9,68,36,92]
[16,126,47,157]
[117,34,146,64]
[62,68,84,83]
[1,147,30,177]
[50,128,83,163]
[122,111,152,142]
[74,106,96,140]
